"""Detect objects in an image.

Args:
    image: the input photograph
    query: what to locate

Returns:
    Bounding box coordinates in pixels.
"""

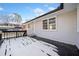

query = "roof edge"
[23,3,64,24]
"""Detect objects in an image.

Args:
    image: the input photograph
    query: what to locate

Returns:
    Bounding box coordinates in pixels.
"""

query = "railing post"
[4,32,5,39]
[0,31,2,41]
[23,30,27,36]
[16,32,17,38]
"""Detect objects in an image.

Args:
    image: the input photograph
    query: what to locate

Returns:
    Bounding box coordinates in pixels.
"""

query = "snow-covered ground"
[0,36,59,56]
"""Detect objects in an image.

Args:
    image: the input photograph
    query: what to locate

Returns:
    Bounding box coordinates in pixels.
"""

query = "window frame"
[42,16,57,31]
[48,17,56,30]
[43,19,48,30]
[28,23,31,29]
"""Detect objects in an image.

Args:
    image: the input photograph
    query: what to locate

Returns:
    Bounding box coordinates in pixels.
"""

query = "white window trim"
[43,16,57,31]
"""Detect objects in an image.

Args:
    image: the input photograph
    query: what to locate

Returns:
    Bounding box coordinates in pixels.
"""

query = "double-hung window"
[49,17,56,29]
[43,20,48,29]
[28,24,30,28]
[43,17,56,30]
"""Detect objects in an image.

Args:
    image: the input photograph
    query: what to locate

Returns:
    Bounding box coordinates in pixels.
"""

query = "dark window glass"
[43,20,48,29]
[28,24,30,28]
[49,17,56,29]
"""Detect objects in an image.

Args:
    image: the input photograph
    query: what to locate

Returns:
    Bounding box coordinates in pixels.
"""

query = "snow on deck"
[0,37,59,56]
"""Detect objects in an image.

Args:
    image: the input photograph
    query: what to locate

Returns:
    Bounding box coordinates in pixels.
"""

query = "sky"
[0,3,60,23]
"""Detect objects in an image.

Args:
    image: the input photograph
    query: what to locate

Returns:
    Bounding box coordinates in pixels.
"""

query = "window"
[49,18,56,29]
[28,24,30,28]
[43,20,48,29]
[43,17,56,30]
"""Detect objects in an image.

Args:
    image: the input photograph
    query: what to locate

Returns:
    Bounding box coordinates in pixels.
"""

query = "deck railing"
[0,30,27,39]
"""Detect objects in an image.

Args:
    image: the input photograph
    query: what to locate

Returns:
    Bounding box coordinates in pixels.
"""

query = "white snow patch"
[0,36,59,56]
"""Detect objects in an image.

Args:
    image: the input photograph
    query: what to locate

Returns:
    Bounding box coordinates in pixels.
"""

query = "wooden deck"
[0,37,59,56]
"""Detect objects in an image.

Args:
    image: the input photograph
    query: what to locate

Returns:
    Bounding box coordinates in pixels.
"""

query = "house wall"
[25,3,77,45]
[76,4,79,49]
[25,22,35,36]
[33,10,77,45]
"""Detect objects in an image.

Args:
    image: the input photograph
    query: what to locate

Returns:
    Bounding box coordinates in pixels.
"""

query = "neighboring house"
[23,3,79,49]
[0,23,22,30]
